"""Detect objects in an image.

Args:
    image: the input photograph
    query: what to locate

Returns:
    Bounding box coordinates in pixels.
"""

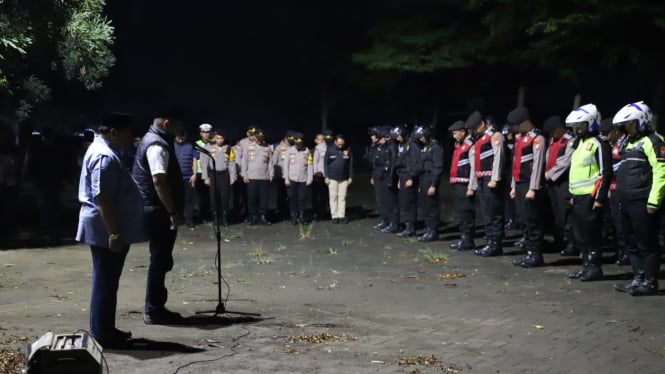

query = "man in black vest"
[132,110,185,324]
[448,120,476,250]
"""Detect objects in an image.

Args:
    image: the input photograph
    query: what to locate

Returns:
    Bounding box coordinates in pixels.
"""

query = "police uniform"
[234,127,257,220]
[272,132,293,220]
[312,130,332,219]
[613,101,665,295]
[507,107,547,267]
[241,130,274,225]
[365,127,383,229]
[543,116,576,257]
[194,123,213,221]
[448,120,476,250]
[467,111,505,255]
[201,136,237,227]
[567,105,612,281]
[396,131,421,237]
[284,134,314,224]
[413,126,443,242]
[372,129,400,233]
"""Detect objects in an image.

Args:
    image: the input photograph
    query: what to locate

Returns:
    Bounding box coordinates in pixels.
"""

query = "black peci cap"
[448,120,466,131]
[465,111,483,129]
[542,115,563,134]
[214,128,226,138]
[507,106,529,125]
[99,113,135,133]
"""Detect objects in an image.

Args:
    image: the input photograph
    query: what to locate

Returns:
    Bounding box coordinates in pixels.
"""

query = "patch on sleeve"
[492,133,502,146]
[534,137,542,151]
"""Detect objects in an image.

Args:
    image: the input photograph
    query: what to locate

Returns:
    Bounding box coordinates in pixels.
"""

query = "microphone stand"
[194,144,261,318]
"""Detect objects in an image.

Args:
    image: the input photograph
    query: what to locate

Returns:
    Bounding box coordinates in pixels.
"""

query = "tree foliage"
[0,0,115,122]
[354,0,665,81]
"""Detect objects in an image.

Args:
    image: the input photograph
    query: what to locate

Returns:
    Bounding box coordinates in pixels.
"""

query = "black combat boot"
[373,220,389,231]
[615,254,645,293]
[560,241,579,256]
[290,213,298,225]
[221,211,229,227]
[417,228,438,242]
[474,240,492,256]
[631,253,660,296]
[615,246,630,265]
[381,223,400,234]
[258,215,271,225]
[579,251,603,281]
[477,239,503,257]
[249,215,258,226]
[397,222,415,238]
[568,250,588,279]
[512,250,544,268]
[513,235,527,249]
[504,218,519,230]
[298,212,308,225]
[450,234,475,251]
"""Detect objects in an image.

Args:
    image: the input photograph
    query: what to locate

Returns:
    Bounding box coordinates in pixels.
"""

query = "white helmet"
[612,101,653,131]
[565,103,601,132]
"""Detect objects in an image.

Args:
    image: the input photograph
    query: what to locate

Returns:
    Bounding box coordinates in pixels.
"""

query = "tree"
[0,0,115,123]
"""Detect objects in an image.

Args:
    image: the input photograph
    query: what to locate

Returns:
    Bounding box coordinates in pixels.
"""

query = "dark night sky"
[73,0,660,144]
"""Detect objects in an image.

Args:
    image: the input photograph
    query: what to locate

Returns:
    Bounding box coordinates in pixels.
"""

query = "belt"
[475,171,492,177]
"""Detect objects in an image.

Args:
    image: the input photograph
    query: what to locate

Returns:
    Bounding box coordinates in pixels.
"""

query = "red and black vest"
[512,130,541,183]
[450,137,473,184]
[609,136,624,191]
[474,131,496,177]
[545,133,572,173]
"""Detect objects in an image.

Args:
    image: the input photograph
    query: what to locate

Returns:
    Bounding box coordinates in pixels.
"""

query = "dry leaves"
[395,355,464,373]
[286,333,354,344]
[0,348,25,374]
[439,273,466,280]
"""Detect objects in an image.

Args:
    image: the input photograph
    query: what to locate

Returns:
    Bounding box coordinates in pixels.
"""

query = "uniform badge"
[660,146,665,158]
[534,138,541,151]
[585,142,593,151]
[612,147,620,155]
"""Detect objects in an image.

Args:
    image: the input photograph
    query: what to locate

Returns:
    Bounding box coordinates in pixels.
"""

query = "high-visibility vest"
[195,139,207,173]
[569,136,603,196]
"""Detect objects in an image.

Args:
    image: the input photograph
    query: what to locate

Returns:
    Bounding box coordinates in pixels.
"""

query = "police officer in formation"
[241,128,273,225]
[200,129,236,227]
[565,104,612,281]
[272,131,293,220]
[448,120,476,250]
[284,132,314,225]
[394,124,421,238]
[412,125,444,242]
[371,127,400,233]
[467,111,505,256]
[612,101,665,296]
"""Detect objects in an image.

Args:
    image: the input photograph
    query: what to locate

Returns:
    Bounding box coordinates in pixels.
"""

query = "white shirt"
[147,145,169,175]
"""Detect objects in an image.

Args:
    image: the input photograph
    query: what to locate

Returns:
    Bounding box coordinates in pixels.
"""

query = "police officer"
[413,125,443,242]
[312,129,333,219]
[394,124,420,238]
[284,132,313,224]
[508,107,547,267]
[613,101,664,296]
[543,115,576,256]
[448,120,476,250]
[371,127,400,233]
[365,126,384,229]
[468,111,505,256]
[600,118,629,265]
[565,104,612,282]
[201,129,237,227]
[241,128,274,225]
[272,131,293,221]
[193,123,213,222]
[234,126,258,221]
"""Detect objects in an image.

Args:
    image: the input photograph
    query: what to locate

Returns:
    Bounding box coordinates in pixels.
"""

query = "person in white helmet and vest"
[612,101,665,296]
[565,104,612,282]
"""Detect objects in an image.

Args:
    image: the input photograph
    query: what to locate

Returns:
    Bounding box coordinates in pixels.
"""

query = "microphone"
[193,143,211,156]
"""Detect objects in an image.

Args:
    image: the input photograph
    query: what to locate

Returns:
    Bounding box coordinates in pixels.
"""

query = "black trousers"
[503,172,518,224]
[476,177,504,241]
[275,177,289,218]
[209,170,231,220]
[619,200,661,281]
[399,177,418,225]
[418,175,440,230]
[232,167,246,218]
[287,181,308,214]
[144,206,177,314]
[183,179,195,226]
[376,174,399,225]
[247,179,269,216]
[312,174,329,217]
[571,195,604,252]
[453,183,475,237]
[546,180,573,246]
[195,173,211,221]
[514,182,545,251]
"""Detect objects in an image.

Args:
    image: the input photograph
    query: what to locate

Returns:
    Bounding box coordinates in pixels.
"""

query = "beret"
[465,111,483,128]
[448,120,466,131]
[542,115,563,134]
[507,106,529,125]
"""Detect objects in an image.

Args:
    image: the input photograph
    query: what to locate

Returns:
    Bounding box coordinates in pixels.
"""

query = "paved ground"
[1,176,665,374]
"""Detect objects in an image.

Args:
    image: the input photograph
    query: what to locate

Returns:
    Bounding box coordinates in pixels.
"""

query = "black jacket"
[324,145,353,181]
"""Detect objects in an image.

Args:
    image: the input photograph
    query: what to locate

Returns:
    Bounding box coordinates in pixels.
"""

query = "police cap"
[448,120,466,131]
[507,106,530,125]
[465,111,484,129]
[542,115,563,134]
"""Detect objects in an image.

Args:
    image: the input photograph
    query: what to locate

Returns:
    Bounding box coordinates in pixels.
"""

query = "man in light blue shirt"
[77,113,145,348]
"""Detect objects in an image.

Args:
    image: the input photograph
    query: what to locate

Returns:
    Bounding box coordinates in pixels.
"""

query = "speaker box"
[26,332,103,374]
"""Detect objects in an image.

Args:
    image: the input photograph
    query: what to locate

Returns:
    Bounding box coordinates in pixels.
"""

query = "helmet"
[368,126,380,136]
[565,103,601,132]
[411,125,431,139]
[390,124,408,140]
[612,101,653,132]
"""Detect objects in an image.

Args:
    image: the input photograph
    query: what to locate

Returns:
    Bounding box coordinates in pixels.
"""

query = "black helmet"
[411,125,431,139]
[368,126,380,136]
[390,124,408,140]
